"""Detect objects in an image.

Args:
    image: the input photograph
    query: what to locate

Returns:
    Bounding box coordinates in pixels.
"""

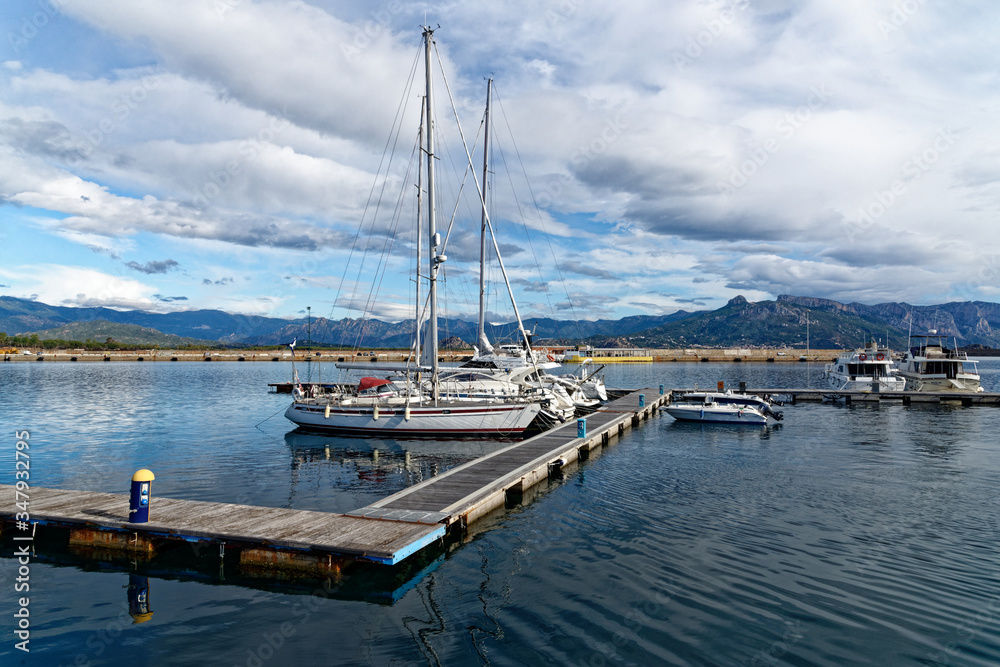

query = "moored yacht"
[897,332,983,393]
[822,339,905,392]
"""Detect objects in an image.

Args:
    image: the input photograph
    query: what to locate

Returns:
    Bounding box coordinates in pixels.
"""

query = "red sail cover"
[358,377,392,392]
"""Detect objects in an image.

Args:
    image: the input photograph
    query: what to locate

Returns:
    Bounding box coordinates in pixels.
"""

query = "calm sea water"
[2,359,1000,666]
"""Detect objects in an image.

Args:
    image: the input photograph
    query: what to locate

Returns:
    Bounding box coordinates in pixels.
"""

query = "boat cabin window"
[846,363,886,377]
[921,361,959,377]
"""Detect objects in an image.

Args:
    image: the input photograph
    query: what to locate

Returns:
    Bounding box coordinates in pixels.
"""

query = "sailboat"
[284,28,547,437]
[451,77,607,415]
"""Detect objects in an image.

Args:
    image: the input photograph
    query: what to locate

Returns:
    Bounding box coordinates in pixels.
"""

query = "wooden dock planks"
[349,388,668,526]
[0,485,444,565]
[1,388,667,567]
[741,388,1000,404]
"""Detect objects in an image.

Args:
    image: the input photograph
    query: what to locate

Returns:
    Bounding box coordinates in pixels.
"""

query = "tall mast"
[414,97,424,369]
[423,26,440,400]
[477,78,492,354]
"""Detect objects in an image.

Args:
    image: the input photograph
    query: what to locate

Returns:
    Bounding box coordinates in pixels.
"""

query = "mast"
[477,78,492,355]
[423,26,441,400]
[414,98,424,370]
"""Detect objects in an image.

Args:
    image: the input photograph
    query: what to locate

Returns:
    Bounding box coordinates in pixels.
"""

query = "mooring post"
[128,469,155,523]
[639,393,645,408]
[659,384,664,395]
[577,417,587,438]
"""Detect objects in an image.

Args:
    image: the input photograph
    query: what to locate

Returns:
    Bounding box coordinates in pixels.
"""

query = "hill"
[26,320,217,347]
[626,295,1000,350]
[0,296,295,342]
[3,294,1000,350]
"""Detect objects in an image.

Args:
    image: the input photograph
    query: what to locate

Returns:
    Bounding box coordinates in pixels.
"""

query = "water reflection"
[127,573,153,624]
[282,430,514,513]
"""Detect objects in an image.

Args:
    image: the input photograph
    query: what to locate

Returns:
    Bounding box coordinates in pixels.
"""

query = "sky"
[2,0,1000,324]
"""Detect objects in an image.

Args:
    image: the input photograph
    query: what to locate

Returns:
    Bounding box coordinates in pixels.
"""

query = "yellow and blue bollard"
[128,469,155,523]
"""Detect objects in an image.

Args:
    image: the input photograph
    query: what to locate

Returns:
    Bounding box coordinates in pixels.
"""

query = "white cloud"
[0,265,161,310]
[4,0,1000,317]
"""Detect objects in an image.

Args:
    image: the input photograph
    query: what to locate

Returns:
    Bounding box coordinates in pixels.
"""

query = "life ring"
[547,354,556,362]
[875,353,884,361]
[858,353,867,361]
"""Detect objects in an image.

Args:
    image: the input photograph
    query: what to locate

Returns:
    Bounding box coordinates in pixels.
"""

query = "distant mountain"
[27,320,215,347]
[4,294,1000,349]
[0,296,295,342]
[628,295,1000,349]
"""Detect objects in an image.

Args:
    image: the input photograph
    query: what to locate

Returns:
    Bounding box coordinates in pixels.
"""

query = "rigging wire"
[492,85,585,336]
[329,40,422,351]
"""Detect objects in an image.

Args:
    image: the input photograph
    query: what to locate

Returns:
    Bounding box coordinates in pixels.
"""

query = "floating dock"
[1,389,667,574]
[742,388,1000,405]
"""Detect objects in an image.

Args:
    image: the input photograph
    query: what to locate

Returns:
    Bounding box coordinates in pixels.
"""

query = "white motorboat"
[897,332,983,393]
[663,390,783,424]
[822,339,905,392]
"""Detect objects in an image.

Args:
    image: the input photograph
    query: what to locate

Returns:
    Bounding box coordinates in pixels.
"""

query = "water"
[2,360,1000,665]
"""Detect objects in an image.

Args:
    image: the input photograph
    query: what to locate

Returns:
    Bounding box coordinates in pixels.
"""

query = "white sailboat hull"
[285,399,542,437]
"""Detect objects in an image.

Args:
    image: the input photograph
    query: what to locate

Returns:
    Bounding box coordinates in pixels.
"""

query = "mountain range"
[3,294,999,350]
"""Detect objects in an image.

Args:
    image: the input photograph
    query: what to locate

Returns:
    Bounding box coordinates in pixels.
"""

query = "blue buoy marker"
[129,469,155,523]
[577,417,587,438]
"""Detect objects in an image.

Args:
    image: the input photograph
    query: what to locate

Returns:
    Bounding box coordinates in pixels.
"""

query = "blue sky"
[2,1,1000,324]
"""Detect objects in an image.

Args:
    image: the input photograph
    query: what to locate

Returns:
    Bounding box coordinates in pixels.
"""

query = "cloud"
[0,265,161,311]
[203,277,233,286]
[126,259,179,274]
[558,260,616,280]
[153,294,188,302]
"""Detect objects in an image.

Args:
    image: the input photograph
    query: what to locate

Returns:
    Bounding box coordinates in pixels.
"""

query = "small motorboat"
[663,390,783,424]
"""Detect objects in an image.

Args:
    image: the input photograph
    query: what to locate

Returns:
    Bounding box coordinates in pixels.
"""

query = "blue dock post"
[577,418,587,438]
[639,393,645,408]
[659,384,664,395]
[128,469,155,523]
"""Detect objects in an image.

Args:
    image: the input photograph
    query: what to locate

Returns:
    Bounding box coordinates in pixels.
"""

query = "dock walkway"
[742,388,1000,405]
[1,389,667,569]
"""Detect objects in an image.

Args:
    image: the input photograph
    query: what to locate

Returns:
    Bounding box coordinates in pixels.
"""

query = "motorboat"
[663,390,783,424]
[897,332,983,393]
[822,339,905,391]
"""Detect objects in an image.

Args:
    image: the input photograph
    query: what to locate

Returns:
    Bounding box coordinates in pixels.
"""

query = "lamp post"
[307,306,311,352]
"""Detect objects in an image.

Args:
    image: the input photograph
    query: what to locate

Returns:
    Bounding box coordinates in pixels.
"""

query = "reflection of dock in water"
[0,389,666,588]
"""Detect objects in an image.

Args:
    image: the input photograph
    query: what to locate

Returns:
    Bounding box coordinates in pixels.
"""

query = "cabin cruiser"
[822,339,905,392]
[897,333,983,393]
[663,390,783,424]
